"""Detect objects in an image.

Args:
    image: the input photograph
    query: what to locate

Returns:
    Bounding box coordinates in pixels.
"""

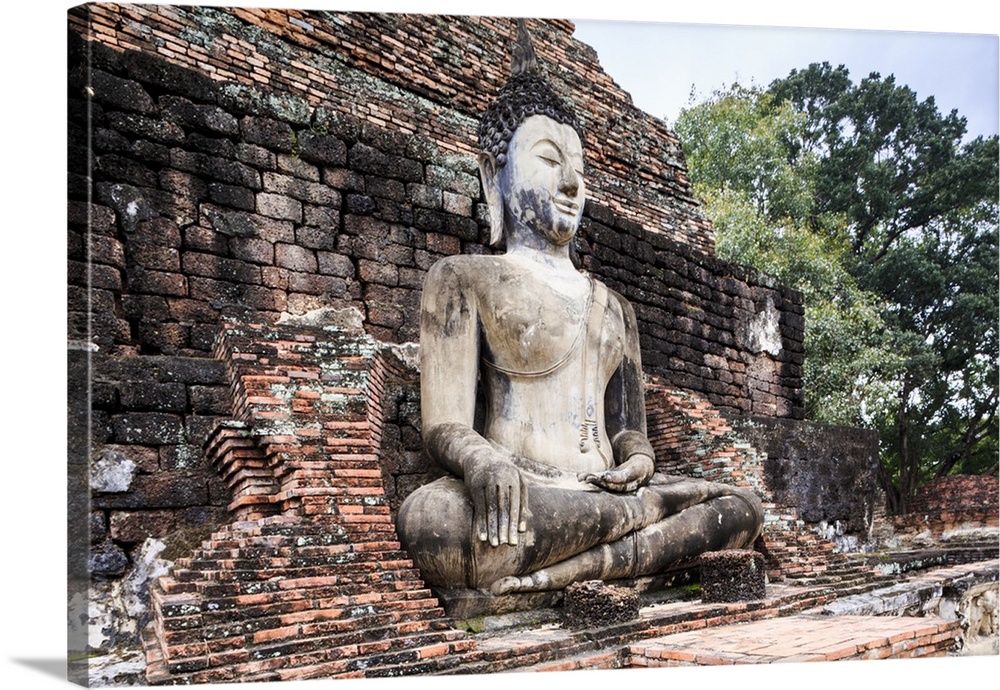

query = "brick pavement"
[630,614,962,666]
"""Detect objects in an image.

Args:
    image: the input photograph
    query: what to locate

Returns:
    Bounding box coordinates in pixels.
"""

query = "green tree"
[677,67,999,514]
[675,85,901,429]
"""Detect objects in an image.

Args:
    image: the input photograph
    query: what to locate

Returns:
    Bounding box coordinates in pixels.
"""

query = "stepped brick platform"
[141,321,997,683]
[630,614,961,666]
[142,323,472,683]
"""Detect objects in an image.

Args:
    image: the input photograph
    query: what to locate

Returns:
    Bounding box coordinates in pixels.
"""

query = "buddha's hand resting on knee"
[464,453,528,547]
[581,453,654,493]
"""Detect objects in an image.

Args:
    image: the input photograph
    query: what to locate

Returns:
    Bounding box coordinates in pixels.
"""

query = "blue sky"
[573,19,999,140]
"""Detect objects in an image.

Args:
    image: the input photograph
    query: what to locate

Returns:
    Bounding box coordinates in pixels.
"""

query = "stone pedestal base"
[699,549,766,603]
[432,586,564,622]
[562,580,640,629]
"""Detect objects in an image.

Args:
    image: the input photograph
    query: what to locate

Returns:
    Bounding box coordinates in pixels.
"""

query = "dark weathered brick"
[188,385,232,415]
[349,143,421,182]
[111,412,187,444]
[183,226,230,255]
[188,275,241,304]
[161,95,239,135]
[206,181,253,211]
[119,382,187,412]
[110,510,178,542]
[107,111,186,144]
[127,242,181,271]
[181,252,261,285]
[122,294,170,322]
[406,183,441,210]
[297,131,347,167]
[317,252,355,278]
[286,273,348,297]
[90,70,156,114]
[170,149,261,190]
[93,473,208,509]
[359,260,398,286]
[97,154,160,187]
[238,284,287,312]
[295,226,337,251]
[235,142,276,170]
[303,204,340,229]
[229,237,275,265]
[241,116,294,152]
[129,268,188,296]
[322,167,364,192]
[274,243,317,272]
[256,192,302,222]
[345,194,376,215]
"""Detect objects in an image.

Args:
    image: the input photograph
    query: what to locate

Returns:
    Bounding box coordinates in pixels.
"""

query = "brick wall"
[727,416,879,533]
[893,475,1000,538]
[68,6,804,414]
[69,5,711,251]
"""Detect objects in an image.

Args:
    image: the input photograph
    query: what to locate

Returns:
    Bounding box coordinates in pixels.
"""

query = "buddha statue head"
[478,20,586,248]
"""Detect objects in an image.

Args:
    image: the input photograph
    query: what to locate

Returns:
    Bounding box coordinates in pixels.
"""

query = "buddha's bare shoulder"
[425,254,524,286]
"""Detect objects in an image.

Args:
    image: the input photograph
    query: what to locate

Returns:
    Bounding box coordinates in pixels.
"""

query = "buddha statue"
[397,21,763,596]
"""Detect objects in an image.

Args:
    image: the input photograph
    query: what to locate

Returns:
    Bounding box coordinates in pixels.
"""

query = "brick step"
[155,592,445,641]
[160,626,472,683]
[155,582,439,619]
[153,576,437,613]
[169,558,423,583]
[172,551,415,572]
[191,575,430,601]
[179,540,408,563]
[264,637,475,683]
[158,606,457,658]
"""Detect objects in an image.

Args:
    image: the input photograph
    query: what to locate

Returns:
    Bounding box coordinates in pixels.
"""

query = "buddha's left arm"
[589,293,655,492]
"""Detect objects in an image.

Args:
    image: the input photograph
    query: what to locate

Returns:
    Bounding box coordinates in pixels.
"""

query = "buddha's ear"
[478,151,504,247]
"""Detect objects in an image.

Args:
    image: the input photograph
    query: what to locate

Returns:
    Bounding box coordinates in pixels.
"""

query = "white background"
[2,1,997,688]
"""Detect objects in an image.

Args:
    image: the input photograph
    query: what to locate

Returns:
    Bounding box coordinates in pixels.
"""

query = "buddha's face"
[499,115,585,247]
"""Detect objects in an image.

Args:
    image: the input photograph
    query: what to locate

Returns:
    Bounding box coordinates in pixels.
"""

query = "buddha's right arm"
[419,257,482,476]
[418,258,526,544]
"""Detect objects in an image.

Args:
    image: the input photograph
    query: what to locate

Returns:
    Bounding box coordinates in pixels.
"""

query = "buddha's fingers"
[475,486,489,543]
[486,484,500,546]
[497,483,511,545]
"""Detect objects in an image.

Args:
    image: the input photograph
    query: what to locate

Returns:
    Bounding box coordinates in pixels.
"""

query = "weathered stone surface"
[110,413,186,445]
[89,70,156,114]
[91,448,139,493]
[728,416,879,533]
[161,96,239,135]
[110,510,177,542]
[699,549,766,603]
[90,540,130,578]
[562,580,639,629]
[298,131,348,166]
[241,115,294,152]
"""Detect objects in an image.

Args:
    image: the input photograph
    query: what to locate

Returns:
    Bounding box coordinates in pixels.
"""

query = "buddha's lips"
[554,199,580,215]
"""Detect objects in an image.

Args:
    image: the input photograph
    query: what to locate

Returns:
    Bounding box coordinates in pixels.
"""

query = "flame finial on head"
[510,19,539,76]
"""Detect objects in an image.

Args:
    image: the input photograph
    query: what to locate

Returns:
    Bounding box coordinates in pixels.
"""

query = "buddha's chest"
[477,281,624,378]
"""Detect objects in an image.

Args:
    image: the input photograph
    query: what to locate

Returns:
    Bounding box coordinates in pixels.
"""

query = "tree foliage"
[676,64,999,514]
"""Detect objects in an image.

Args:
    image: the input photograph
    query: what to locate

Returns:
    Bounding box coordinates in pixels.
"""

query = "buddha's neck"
[505,237,576,274]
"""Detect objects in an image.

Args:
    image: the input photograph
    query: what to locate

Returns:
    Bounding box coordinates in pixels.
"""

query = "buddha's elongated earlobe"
[478,151,505,247]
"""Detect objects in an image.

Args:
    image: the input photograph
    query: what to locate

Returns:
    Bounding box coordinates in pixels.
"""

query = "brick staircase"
[144,516,471,684]
[141,323,470,684]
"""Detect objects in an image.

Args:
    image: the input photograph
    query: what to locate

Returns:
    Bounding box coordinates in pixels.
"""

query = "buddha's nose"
[558,162,580,197]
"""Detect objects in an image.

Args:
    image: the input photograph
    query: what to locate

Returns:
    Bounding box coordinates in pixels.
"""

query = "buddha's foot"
[489,570,553,595]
